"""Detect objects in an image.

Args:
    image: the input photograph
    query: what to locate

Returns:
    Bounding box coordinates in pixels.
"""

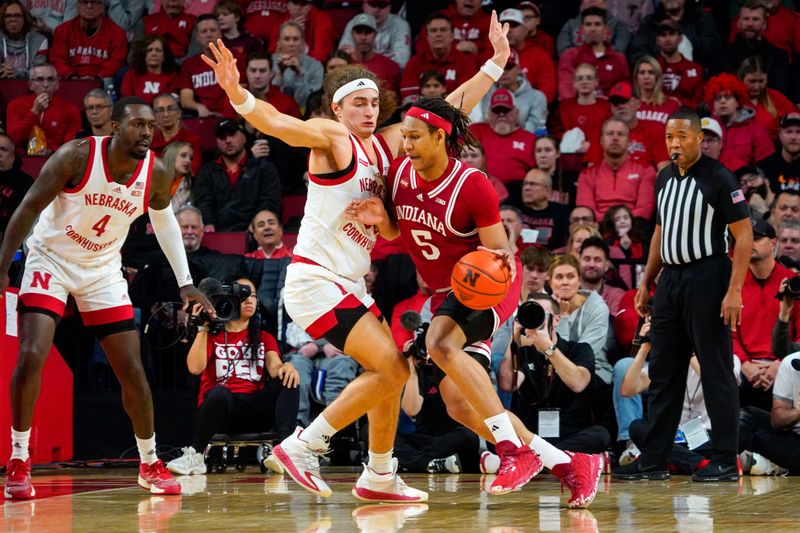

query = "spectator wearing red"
[6,63,81,155]
[551,63,611,147]
[705,73,774,172]
[151,93,203,175]
[518,1,554,57]
[121,36,179,106]
[738,55,795,142]
[576,117,657,221]
[346,13,401,94]
[400,13,478,104]
[215,0,263,60]
[632,55,680,128]
[501,8,556,103]
[245,209,294,260]
[469,88,538,183]
[143,0,196,59]
[390,272,431,351]
[584,81,668,170]
[729,0,800,57]
[243,0,288,42]
[415,0,492,61]
[49,0,127,80]
[655,19,704,110]
[152,0,215,16]
[266,0,336,63]
[178,15,244,118]
[558,7,629,100]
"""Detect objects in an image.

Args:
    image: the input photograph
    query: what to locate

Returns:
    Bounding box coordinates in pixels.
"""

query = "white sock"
[136,434,158,466]
[484,412,522,447]
[529,435,571,469]
[368,449,393,474]
[300,415,336,447]
[11,427,30,461]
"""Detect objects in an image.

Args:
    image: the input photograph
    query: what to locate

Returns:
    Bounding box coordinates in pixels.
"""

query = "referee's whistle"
[670,153,679,161]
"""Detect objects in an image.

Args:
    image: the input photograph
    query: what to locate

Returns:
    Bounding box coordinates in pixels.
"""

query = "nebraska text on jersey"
[84,193,138,216]
[69,46,109,60]
[395,205,445,235]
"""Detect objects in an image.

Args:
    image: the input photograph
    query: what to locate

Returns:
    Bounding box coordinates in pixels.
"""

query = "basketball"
[451,250,510,310]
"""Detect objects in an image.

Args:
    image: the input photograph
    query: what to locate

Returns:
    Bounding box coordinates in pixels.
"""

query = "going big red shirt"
[198,329,280,405]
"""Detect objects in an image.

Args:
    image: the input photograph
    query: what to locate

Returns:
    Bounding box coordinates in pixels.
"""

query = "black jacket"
[0,157,33,234]
[193,155,281,231]
[720,36,790,96]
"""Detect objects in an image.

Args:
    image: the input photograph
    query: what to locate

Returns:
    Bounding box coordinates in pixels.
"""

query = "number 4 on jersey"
[92,214,111,237]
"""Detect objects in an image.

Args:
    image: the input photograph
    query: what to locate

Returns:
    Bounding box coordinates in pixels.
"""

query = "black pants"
[545,425,611,455]
[630,419,710,474]
[192,381,299,451]
[740,406,800,473]
[394,427,480,473]
[739,378,774,412]
[641,255,740,465]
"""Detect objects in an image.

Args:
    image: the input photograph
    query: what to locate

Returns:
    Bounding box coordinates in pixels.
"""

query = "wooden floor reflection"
[3,467,800,532]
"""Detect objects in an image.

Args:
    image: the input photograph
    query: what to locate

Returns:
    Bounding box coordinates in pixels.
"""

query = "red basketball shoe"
[489,441,543,495]
[552,452,603,508]
[138,460,182,495]
[4,458,35,500]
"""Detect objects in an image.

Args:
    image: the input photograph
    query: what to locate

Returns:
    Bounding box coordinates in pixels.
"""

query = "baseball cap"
[780,112,800,129]
[490,88,515,112]
[751,217,777,239]
[364,0,390,6]
[351,13,377,32]
[701,117,723,139]
[215,118,246,138]
[608,81,632,103]
[517,1,541,16]
[506,49,520,68]
[656,19,682,34]
[499,8,524,26]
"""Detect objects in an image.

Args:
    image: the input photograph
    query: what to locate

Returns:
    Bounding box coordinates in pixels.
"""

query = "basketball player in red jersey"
[200,14,536,500]
[0,97,214,500]
[345,96,603,508]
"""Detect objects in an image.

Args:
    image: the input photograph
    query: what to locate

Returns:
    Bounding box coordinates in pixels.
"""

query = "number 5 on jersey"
[92,214,111,237]
[411,229,440,260]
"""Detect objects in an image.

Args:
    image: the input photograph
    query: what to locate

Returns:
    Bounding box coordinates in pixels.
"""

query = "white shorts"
[284,260,379,346]
[18,246,133,325]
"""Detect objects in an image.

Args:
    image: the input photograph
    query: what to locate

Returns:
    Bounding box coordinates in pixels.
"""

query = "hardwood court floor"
[3,467,800,532]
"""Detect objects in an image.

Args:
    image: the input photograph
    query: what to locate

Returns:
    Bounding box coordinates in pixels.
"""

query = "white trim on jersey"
[445,167,481,238]
[391,157,412,202]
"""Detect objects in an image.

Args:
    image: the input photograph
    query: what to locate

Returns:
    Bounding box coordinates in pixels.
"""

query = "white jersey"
[292,132,392,281]
[28,136,153,267]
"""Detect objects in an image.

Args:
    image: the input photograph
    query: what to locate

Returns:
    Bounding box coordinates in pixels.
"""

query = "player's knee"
[15,345,48,376]
[381,353,409,389]
[425,336,459,366]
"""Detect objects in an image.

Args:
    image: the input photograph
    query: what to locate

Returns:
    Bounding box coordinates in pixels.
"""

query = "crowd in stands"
[3,0,800,476]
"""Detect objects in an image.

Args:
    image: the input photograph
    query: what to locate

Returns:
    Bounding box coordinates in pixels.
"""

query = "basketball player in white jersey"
[201,13,515,501]
[0,97,214,500]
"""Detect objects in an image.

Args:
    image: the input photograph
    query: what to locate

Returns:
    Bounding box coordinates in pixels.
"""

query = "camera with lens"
[517,300,553,334]
[188,278,252,334]
[399,310,429,362]
[775,276,800,300]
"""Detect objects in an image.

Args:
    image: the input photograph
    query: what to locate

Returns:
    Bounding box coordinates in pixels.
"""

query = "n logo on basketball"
[463,269,481,287]
[31,271,52,290]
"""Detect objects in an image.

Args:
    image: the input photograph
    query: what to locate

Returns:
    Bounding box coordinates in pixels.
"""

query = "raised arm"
[203,40,349,152]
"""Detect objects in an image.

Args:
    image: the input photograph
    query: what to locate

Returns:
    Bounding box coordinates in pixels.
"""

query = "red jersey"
[469,123,537,183]
[177,52,245,118]
[120,70,180,105]
[266,6,336,63]
[400,47,478,103]
[636,98,680,127]
[352,52,401,93]
[558,43,629,100]
[552,97,611,139]
[517,42,557,103]
[658,55,705,109]
[388,157,500,293]
[243,0,288,41]
[142,9,196,58]
[150,126,203,175]
[198,329,280,405]
[584,120,667,168]
[49,17,128,79]
[527,31,555,57]
[6,93,81,153]
[244,244,293,259]
[416,5,492,61]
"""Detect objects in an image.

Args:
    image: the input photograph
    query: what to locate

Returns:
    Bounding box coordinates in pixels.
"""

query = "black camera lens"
[788,276,800,295]
[517,300,546,330]
[214,298,236,321]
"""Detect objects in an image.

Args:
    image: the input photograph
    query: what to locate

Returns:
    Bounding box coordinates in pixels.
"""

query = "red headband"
[406,106,452,135]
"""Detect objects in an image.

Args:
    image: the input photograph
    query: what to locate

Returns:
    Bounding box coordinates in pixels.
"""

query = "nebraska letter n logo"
[31,271,52,290]
[463,269,481,287]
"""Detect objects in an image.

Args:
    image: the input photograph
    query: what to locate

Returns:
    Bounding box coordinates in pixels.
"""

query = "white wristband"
[231,90,256,115]
[480,60,503,82]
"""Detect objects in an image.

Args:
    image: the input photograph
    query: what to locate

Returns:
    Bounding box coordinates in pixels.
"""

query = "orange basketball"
[451,250,510,310]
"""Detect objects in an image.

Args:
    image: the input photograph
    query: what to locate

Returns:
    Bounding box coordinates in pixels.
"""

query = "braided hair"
[410,96,477,156]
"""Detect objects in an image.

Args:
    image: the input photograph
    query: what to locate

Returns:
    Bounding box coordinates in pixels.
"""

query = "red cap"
[608,81,633,102]
[490,88,515,111]
[507,49,520,67]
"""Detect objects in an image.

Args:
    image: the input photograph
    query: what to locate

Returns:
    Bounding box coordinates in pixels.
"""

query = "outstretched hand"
[487,10,511,65]
[201,40,241,95]
[344,196,388,226]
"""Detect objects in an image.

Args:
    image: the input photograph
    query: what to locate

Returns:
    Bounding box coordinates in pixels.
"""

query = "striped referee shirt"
[656,155,750,265]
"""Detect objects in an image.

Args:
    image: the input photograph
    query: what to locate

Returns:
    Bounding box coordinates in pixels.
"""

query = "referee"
[612,109,753,482]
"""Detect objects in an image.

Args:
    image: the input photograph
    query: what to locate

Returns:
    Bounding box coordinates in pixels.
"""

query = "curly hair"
[321,64,396,124]
[704,73,749,109]
[128,35,178,75]
[408,96,477,156]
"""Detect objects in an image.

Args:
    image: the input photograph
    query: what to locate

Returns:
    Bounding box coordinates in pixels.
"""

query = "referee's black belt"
[662,253,728,270]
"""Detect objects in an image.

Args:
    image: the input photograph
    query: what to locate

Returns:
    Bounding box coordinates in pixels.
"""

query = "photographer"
[167,278,299,475]
[772,276,800,361]
[499,293,610,454]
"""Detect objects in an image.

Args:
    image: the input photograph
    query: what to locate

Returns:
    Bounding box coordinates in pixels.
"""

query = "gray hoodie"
[475,74,548,134]
[270,52,324,110]
[557,289,612,384]
[0,30,47,79]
